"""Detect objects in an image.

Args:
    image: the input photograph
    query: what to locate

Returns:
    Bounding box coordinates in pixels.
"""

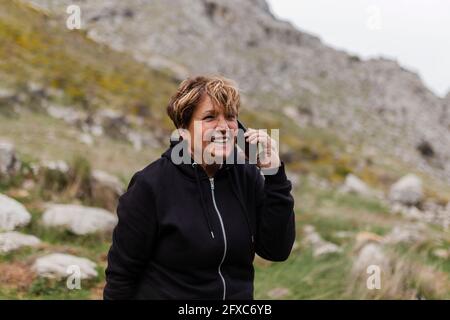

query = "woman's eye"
[203,115,214,120]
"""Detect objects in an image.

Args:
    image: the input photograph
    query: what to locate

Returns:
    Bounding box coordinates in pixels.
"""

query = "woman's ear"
[177,128,188,141]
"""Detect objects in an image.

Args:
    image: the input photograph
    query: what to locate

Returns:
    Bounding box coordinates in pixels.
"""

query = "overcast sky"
[267,0,450,98]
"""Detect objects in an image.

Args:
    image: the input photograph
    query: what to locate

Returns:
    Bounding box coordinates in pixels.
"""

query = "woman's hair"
[167,75,240,128]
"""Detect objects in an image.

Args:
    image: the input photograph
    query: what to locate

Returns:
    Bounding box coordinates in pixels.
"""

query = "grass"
[0,110,161,181]
[1,0,449,301]
[0,0,178,121]
[255,248,352,299]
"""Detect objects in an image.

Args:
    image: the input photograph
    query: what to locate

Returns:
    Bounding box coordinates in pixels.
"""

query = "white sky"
[267,0,450,97]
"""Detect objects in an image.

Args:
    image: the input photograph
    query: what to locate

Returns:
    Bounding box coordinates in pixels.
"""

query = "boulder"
[352,242,388,275]
[340,174,372,196]
[32,253,98,279]
[382,223,427,245]
[91,170,124,211]
[389,174,423,205]
[302,225,341,257]
[0,193,32,231]
[0,231,41,253]
[91,170,124,195]
[40,160,69,173]
[42,204,117,235]
[0,140,20,176]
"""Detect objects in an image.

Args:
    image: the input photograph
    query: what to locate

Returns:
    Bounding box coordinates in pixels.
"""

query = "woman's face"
[185,95,238,164]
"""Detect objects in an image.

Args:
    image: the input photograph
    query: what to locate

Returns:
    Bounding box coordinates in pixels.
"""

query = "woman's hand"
[244,128,281,169]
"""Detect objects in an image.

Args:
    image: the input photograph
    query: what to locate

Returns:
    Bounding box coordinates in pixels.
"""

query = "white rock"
[432,249,449,260]
[32,253,98,279]
[42,204,117,235]
[0,193,32,231]
[0,231,41,253]
[382,223,426,245]
[91,170,124,195]
[0,140,20,175]
[340,174,372,196]
[313,242,342,256]
[389,174,423,205]
[46,105,85,125]
[334,230,354,239]
[353,243,388,274]
[303,225,342,257]
[40,160,69,173]
[79,133,94,146]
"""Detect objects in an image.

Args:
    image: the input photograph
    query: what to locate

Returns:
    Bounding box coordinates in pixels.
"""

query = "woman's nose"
[215,116,229,131]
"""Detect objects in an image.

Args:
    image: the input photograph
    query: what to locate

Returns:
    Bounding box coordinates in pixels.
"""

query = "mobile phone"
[237,119,257,162]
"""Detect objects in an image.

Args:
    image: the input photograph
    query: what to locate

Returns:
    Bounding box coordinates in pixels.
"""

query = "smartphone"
[237,119,257,162]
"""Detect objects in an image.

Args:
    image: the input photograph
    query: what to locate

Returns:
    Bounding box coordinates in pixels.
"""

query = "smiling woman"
[103,75,296,300]
[167,76,240,176]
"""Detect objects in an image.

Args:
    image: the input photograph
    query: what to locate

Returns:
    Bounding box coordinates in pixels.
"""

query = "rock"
[91,170,124,195]
[46,105,85,125]
[382,223,427,245]
[94,108,130,140]
[313,242,342,257]
[339,174,372,197]
[0,140,20,176]
[42,204,117,235]
[352,243,388,275]
[333,230,354,239]
[267,287,290,299]
[32,253,98,279]
[127,130,161,150]
[79,133,94,146]
[390,201,450,229]
[0,88,17,99]
[0,193,32,231]
[0,232,41,253]
[302,225,341,257]
[389,174,423,205]
[91,170,124,211]
[432,249,449,260]
[40,160,70,173]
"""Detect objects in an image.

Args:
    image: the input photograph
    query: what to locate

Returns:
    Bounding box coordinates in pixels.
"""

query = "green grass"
[0,0,178,121]
[255,248,352,299]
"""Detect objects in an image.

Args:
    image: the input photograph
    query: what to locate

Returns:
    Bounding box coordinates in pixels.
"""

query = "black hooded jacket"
[103,138,296,300]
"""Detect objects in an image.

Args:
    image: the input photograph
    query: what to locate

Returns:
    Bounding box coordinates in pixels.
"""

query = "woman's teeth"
[212,136,229,144]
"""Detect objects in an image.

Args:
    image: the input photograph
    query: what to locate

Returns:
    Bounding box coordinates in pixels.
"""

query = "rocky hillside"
[1,0,449,300]
[25,0,450,183]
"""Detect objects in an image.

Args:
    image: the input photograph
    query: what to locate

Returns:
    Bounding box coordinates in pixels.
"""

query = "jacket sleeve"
[254,162,296,261]
[103,171,157,300]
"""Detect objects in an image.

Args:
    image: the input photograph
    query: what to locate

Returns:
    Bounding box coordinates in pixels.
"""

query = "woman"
[103,75,295,300]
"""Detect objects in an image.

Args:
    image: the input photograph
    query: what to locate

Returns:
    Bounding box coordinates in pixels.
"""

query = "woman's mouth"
[211,135,231,146]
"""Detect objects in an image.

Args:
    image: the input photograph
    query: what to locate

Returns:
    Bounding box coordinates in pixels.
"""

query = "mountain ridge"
[22,0,450,183]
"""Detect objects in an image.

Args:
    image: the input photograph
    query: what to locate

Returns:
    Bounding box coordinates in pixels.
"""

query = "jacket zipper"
[209,177,227,300]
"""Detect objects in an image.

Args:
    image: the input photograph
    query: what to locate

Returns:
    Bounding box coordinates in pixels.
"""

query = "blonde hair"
[167,75,240,128]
